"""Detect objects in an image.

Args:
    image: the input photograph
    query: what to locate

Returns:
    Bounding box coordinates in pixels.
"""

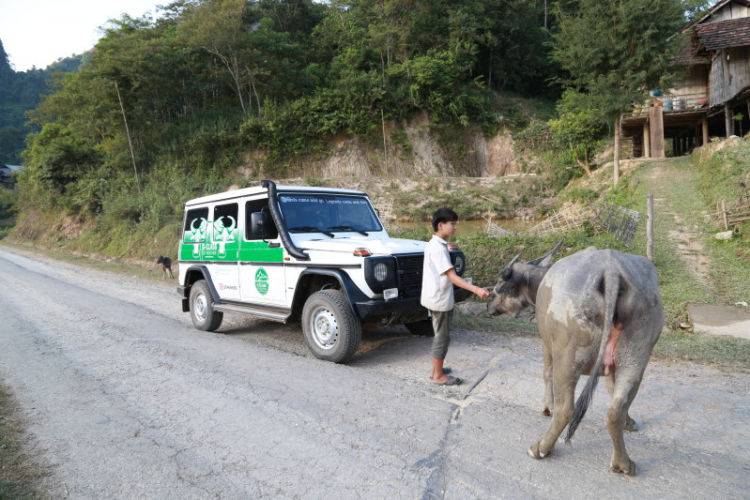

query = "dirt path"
[645,159,715,291]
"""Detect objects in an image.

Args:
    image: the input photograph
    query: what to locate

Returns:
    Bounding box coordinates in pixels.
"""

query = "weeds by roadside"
[0,384,43,500]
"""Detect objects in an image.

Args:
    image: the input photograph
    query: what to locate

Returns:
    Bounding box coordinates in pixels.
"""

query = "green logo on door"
[255,268,269,295]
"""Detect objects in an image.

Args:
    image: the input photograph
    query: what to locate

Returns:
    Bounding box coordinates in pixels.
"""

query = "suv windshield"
[279,194,383,234]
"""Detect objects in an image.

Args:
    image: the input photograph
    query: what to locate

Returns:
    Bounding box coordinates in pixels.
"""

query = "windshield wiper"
[289,226,334,238]
[329,225,369,236]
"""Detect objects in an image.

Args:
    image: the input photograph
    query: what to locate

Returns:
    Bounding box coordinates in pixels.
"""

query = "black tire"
[189,280,223,331]
[405,319,434,337]
[302,289,362,363]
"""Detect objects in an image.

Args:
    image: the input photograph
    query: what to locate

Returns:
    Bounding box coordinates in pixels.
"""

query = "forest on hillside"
[3,0,710,244]
[0,40,85,165]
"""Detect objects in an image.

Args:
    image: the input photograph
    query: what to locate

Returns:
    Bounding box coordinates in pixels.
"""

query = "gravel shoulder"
[1,244,749,499]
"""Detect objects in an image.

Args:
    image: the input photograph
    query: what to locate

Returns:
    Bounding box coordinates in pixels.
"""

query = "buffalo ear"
[527,239,563,267]
[499,253,521,280]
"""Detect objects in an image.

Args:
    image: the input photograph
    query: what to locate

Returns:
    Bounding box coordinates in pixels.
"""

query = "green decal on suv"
[255,268,269,294]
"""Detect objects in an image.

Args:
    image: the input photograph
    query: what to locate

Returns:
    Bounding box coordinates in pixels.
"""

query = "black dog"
[156,256,174,279]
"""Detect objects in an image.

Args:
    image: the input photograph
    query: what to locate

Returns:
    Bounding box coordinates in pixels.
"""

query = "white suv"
[177,180,470,363]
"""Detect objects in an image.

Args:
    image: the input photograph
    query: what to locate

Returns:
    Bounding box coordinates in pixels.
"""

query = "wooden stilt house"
[621,0,750,157]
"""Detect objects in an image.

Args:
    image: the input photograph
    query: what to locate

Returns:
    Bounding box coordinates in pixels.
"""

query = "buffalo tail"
[564,268,620,443]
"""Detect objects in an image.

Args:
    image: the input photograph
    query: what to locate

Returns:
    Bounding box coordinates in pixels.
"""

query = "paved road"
[0,246,748,499]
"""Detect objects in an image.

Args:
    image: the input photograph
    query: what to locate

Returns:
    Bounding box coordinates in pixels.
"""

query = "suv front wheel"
[302,289,362,363]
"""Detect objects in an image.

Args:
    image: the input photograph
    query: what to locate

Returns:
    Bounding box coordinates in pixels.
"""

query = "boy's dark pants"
[429,309,454,359]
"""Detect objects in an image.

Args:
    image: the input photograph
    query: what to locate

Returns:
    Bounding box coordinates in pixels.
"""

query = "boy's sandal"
[433,375,462,386]
[428,367,452,379]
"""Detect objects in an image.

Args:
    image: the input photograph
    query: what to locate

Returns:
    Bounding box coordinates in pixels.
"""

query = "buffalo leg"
[606,375,637,431]
[529,355,577,459]
[607,374,642,475]
[542,344,553,416]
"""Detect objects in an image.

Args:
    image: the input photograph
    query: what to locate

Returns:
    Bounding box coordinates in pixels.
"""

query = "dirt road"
[0,245,748,499]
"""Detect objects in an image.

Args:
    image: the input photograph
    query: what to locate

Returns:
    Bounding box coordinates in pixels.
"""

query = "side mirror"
[250,211,269,240]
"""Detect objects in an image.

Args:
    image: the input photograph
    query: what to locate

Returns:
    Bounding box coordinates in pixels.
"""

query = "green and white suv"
[177,180,470,363]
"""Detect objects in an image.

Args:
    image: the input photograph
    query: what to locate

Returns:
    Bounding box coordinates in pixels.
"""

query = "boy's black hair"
[431,207,458,232]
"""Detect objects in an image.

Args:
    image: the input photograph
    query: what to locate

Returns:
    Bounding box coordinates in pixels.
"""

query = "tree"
[550,0,685,185]
[549,90,607,177]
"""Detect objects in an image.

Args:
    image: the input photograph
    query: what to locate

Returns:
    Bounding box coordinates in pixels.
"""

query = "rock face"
[237,114,527,179]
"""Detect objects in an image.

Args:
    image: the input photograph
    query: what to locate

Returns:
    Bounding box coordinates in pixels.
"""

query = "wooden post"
[614,117,621,186]
[702,117,709,145]
[649,106,665,158]
[643,121,651,158]
[722,200,729,230]
[647,194,654,262]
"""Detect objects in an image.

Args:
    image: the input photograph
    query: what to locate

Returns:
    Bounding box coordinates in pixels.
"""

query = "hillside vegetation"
[6,0,697,255]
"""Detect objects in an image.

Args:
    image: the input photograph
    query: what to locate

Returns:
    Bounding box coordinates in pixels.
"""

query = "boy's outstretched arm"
[444,268,491,299]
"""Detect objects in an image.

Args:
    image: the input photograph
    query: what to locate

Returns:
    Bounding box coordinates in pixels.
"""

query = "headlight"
[374,262,389,282]
[365,257,397,293]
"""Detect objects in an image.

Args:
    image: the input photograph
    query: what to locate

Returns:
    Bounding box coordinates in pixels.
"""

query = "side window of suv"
[184,207,209,243]
[213,203,238,242]
[245,199,278,240]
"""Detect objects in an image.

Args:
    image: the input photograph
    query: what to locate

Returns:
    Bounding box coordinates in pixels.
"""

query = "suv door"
[210,203,241,301]
[239,198,287,307]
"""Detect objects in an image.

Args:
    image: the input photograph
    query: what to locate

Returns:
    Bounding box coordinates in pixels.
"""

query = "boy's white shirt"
[420,234,455,312]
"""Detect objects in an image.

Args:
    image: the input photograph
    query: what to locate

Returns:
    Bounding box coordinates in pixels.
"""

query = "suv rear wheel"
[302,289,361,363]
[189,280,224,331]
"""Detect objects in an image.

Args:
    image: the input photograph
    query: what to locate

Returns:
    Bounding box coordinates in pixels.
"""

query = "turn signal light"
[353,247,372,256]
[447,243,459,250]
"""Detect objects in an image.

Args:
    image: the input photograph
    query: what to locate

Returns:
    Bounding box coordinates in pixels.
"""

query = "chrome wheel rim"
[194,291,208,322]
[309,306,339,350]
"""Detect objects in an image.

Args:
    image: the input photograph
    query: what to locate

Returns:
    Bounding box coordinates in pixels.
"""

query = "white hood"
[295,235,427,255]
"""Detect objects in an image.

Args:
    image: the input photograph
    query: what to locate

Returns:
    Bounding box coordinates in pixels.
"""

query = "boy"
[421,208,491,385]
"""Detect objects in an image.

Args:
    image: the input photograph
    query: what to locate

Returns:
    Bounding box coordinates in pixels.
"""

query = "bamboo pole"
[381,109,388,173]
[115,82,141,194]
[647,194,654,262]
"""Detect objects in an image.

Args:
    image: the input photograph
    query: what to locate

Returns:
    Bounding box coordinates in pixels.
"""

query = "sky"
[0,0,166,72]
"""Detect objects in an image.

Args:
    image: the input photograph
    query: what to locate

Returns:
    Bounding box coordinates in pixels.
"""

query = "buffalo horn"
[527,239,563,267]
[499,253,521,280]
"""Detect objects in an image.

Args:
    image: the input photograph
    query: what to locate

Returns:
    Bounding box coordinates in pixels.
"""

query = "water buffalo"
[488,244,663,475]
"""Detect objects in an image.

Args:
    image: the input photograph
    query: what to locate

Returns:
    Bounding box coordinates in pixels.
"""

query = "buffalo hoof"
[527,443,548,459]
[541,408,552,417]
[610,459,637,476]
[625,416,638,432]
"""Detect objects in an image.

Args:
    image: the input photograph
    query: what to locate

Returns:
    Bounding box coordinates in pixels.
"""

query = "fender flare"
[293,268,369,320]
[178,265,220,312]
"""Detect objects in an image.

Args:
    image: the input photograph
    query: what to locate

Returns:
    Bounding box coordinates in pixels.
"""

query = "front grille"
[395,254,423,298]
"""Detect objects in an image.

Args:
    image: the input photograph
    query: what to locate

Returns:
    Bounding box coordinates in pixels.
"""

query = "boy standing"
[421,208,491,385]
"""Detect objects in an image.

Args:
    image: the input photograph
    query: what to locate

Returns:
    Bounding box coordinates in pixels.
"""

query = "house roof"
[674,31,710,65]
[696,16,750,50]
[684,0,750,31]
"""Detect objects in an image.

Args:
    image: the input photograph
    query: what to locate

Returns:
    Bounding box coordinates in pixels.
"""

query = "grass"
[0,384,43,500]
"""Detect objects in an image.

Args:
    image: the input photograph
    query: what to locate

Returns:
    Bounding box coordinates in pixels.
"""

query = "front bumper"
[355,284,471,320]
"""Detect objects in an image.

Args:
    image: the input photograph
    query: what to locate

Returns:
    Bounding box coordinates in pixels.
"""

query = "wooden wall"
[670,65,708,96]
[704,3,750,23]
[709,47,750,105]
